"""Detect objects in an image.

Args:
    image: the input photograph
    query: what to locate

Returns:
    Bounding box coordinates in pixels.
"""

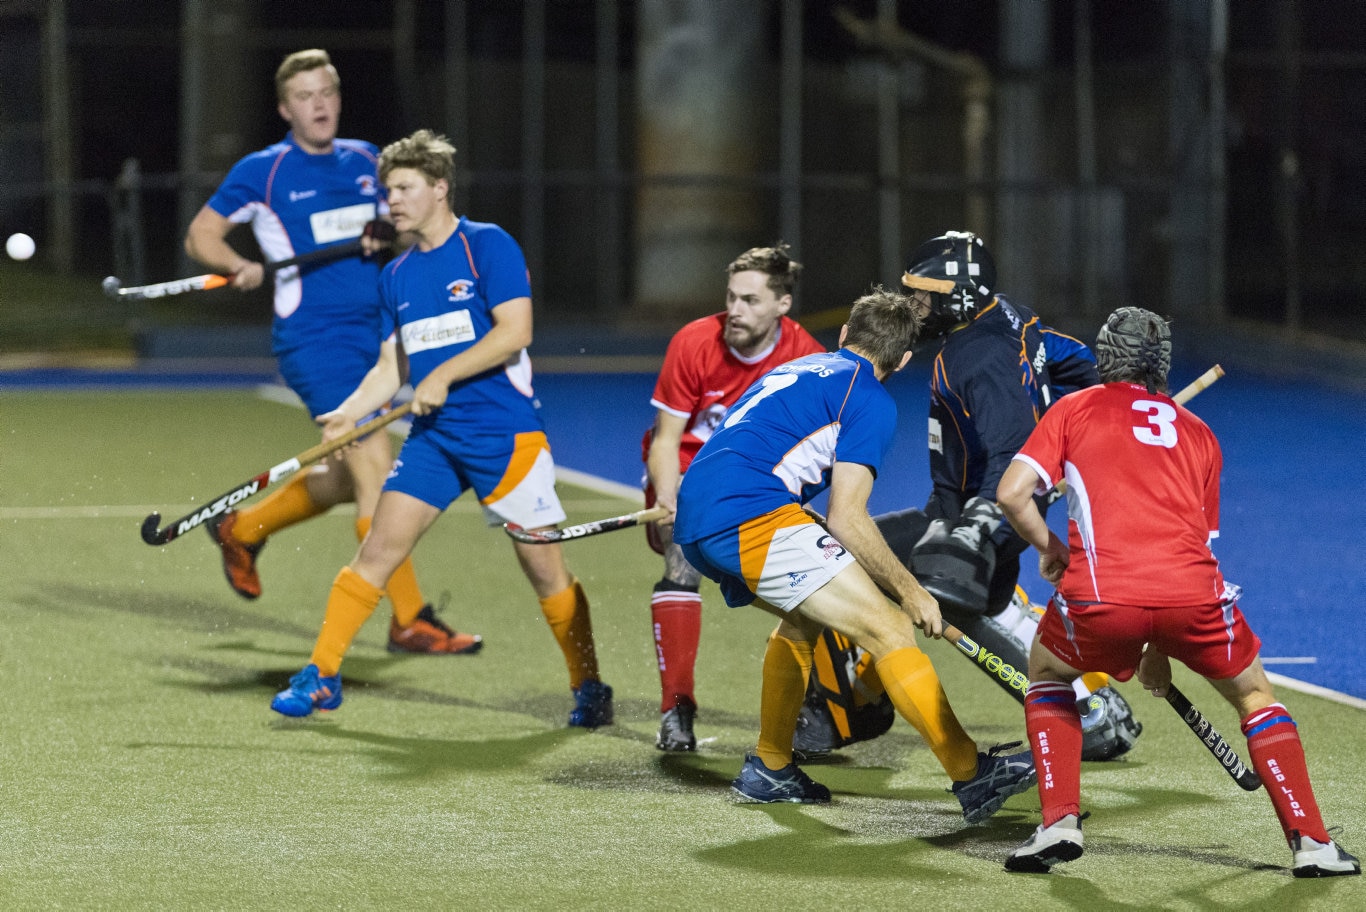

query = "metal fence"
[3,0,1364,359]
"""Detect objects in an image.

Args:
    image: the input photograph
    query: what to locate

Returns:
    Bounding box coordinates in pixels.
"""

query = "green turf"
[1,390,1362,909]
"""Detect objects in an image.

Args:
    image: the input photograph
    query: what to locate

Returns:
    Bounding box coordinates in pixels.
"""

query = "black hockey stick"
[102,239,365,301]
[503,505,670,544]
[140,402,411,546]
[1165,685,1262,790]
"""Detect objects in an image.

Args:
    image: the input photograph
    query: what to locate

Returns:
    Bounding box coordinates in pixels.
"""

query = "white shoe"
[1292,833,1360,878]
[1005,814,1085,873]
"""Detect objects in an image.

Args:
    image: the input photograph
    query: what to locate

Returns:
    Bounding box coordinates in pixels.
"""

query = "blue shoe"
[952,741,1038,824]
[731,753,831,804]
[270,664,343,718]
[568,679,613,728]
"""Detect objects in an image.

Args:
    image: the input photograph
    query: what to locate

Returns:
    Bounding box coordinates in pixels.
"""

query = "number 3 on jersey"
[1131,399,1178,448]
[724,372,799,429]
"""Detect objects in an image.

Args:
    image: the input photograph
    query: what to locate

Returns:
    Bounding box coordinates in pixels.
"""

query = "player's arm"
[183,205,265,291]
[645,410,688,525]
[1042,328,1100,396]
[997,458,1068,583]
[826,460,944,637]
[410,296,532,416]
[317,338,403,440]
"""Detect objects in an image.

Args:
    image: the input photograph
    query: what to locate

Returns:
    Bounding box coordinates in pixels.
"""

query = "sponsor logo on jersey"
[689,403,727,443]
[289,189,318,202]
[446,279,475,302]
[402,309,476,353]
[927,416,943,453]
[355,175,378,196]
[787,571,809,590]
[310,202,377,244]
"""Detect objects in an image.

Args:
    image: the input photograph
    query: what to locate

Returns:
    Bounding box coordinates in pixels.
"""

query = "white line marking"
[1267,672,1366,711]
[1261,656,1318,664]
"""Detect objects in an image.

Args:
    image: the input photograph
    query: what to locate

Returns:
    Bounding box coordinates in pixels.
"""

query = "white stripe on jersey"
[227,200,303,319]
[1061,459,1102,601]
[773,422,839,497]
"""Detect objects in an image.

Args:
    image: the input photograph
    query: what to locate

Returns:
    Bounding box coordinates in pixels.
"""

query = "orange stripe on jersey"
[264,146,291,209]
[481,431,549,504]
[737,503,816,593]
[458,230,479,278]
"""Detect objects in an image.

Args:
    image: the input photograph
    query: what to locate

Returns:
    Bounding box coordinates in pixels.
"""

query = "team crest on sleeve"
[447,279,475,302]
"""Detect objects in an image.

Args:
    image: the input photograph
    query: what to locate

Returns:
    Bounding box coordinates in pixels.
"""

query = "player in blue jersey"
[184,49,478,656]
[270,129,612,728]
[673,288,1036,822]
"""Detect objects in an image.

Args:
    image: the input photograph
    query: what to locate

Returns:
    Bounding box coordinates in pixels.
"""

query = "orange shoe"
[205,510,264,600]
[388,605,483,655]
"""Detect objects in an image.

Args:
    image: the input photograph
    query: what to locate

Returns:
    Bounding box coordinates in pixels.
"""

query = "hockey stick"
[942,624,1028,697]
[503,505,670,545]
[102,239,364,301]
[1172,363,1225,406]
[1164,685,1262,790]
[140,402,412,546]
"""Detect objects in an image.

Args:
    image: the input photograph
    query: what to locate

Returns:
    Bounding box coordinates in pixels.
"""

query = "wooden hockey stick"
[503,505,670,545]
[103,240,364,301]
[140,402,411,546]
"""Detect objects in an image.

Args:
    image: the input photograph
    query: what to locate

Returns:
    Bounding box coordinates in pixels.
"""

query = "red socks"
[1242,704,1330,844]
[651,585,702,713]
[1025,681,1083,826]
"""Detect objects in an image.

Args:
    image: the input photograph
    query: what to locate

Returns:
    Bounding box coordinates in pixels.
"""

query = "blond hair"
[379,129,458,207]
[275,49,339,101]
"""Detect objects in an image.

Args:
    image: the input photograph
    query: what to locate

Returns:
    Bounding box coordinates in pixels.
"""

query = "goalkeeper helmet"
[901,231,997,337]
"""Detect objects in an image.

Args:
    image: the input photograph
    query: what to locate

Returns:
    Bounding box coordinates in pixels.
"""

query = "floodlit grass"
[1,390,1363,910]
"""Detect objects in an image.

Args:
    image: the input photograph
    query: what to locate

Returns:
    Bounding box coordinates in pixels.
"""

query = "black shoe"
[656,697,697,752]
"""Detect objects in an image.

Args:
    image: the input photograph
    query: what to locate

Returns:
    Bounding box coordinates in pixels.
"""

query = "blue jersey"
[379,217,541,436]
[207,132,385,361]
[674,349,897,543]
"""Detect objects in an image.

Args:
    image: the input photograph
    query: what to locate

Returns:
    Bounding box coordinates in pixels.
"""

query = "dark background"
[2,0,1364,358]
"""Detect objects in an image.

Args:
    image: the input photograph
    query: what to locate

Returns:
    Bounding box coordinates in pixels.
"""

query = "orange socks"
[232,471,328,546]
[875,646,979,781]
[538,579,598,690]
[309,567,383,676]
[354,517,425,627]
[755,631,814,771]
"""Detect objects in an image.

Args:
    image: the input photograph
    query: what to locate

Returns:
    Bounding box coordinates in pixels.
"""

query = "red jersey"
[646,313,824,471]
[1012,381,1225,607]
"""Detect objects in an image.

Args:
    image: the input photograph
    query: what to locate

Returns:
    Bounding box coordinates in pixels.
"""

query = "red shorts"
[1036,596,1262,682]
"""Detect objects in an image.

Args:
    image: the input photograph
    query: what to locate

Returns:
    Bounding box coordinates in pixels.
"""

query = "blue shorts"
[275,328,380,418]
[384,423,567,528]
[680,504,855,611]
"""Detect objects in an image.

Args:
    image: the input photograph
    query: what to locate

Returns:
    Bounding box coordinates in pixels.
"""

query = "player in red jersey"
[642,243,825,751]
[996,307,1359,877]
